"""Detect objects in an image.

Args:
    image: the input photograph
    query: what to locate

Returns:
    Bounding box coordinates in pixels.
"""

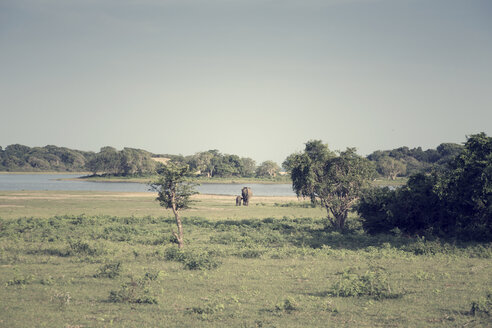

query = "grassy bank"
[0,191,490,327]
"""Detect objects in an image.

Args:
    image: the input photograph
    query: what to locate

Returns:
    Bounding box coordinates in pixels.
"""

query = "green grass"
[0,191,491,327]
[0,190,325,220]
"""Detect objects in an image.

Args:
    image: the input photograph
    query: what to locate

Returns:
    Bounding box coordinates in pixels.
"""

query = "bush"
[108,274,159,304]
[470,292,492,316]
[68,240,106,257]
[94,262,122,278]
[163,246,221,270]
[329,267,401,300]
[358,133,492,241]
[6,273,34,286]
[188,301,225,320]
[274,297,299,313]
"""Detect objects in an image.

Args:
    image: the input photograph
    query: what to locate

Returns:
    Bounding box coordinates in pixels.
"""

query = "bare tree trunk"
[172,204,184,248]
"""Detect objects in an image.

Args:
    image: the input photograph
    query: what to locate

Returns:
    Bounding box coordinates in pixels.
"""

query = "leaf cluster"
[150,163,199,212]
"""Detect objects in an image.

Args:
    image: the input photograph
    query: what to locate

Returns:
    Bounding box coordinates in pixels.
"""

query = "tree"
[441,132,492,238]
[256,160,280,178]
[150,163,198,248]
[287,140,375,230]
[215,154,243,177]
[240,157,256,177]
[377,156,406,180]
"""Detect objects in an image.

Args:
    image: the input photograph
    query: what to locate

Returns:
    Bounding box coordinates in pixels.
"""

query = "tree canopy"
[287,140,375,230]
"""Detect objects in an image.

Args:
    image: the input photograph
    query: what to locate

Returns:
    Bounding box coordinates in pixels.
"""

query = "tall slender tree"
[150,163,198,248]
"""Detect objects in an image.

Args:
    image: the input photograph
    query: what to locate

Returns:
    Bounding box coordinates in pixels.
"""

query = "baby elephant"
[235,195,243,206]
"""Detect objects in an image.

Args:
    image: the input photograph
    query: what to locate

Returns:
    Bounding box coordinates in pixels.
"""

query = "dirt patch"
[0,205,25,208]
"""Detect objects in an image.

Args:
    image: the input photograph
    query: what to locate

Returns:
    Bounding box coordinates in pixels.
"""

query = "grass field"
[0,191,491,327]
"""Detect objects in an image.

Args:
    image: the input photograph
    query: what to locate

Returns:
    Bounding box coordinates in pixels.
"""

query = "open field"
[0,191,323,220]
[0,191,491,327]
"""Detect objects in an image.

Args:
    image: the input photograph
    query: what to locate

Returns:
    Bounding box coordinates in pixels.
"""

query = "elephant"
[235,195,242,206]
[241,187,252,206]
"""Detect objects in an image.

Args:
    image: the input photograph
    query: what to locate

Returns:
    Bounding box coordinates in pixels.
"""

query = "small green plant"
[40,275,55,285]
[470,292,492,316]
[330,267,401,300]
[274,297,299,313]
[51,291,71,308]
[163,246,221,270]
[188,301,225,320]
[94,262,122,278]
[143,269,162,281]
[322,299,339,314]
[6,271,34,287]
[68,239,106,257]
[108,274,159,304]
[236,248,264,259]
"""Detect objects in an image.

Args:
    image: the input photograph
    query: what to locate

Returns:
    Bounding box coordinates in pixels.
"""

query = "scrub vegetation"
[0,195,491,327]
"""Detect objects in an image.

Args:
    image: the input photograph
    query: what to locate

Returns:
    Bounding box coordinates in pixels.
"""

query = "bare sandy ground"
[0,191,299,202]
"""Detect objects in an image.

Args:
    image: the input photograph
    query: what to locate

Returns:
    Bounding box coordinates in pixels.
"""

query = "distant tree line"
[160,150,282,179]
[0,145,282,179]
[0,144,93,172]
[367,143,464,180]
[0,140,469,181]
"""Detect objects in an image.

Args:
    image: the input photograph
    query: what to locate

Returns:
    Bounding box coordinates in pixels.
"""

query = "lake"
[0,174,296,196]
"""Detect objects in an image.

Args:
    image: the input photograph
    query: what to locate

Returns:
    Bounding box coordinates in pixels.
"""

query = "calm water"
[0,174,296,196]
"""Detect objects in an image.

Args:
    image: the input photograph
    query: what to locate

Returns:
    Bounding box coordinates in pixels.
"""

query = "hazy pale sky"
[1,0,491,164]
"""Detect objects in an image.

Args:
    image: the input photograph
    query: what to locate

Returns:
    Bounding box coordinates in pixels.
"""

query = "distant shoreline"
[0,171,406,187]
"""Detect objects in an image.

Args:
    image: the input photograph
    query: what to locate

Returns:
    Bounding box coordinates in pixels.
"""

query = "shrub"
[235,247,264,259]
[274,297,299,313]
[470,292,492,316]
[108,274,159,304]
[51,291,71,308]
[68,240,106,257]
[188,301,225,320]
[181,250,221,270]
[6,273,34,286]
[163,246,221,270]
[94,262,122,278]
[359,133,492,241]
[329,267,401,300]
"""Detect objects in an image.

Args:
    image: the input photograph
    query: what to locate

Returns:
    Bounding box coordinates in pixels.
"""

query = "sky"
[1,0,491,164]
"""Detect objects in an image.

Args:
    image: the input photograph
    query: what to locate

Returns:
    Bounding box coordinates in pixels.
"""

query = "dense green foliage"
[358,133,492,241]
[0,144,93,172]
[86,147,157,176]
[286,140,375,230]
[0,145,284,179]
[151,163,198,212]
[256,160,281,178]
[367,142,464,179]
